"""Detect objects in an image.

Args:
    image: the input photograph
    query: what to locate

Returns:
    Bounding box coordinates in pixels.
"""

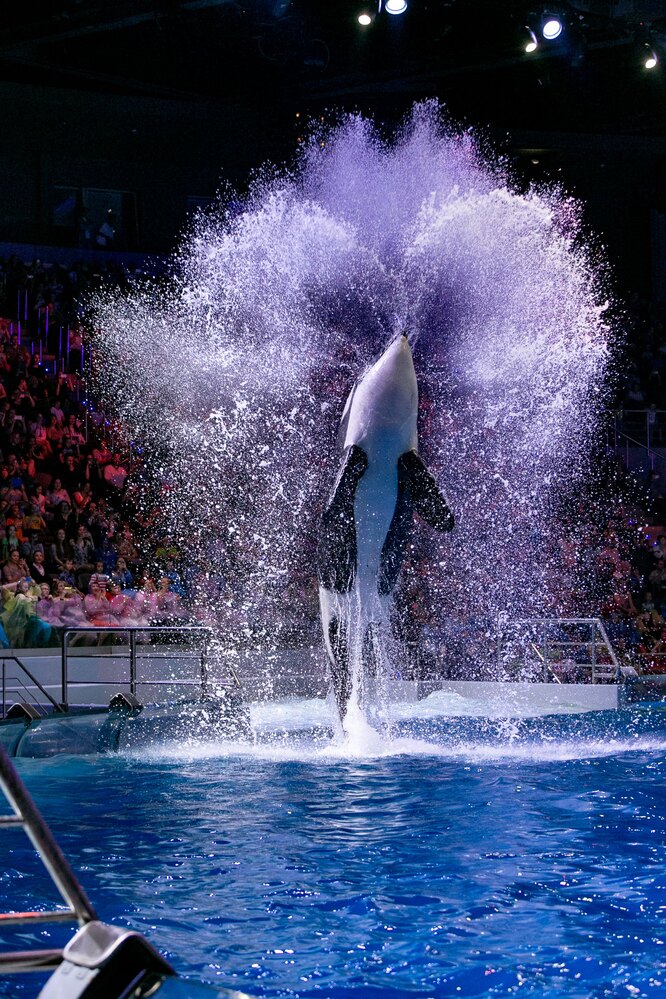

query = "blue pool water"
[3,703,666,998]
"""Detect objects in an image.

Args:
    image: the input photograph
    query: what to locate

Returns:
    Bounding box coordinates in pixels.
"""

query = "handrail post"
[2,660,5,720]
[591,622,597,683]
[61,631,69,711]
[647,409,651,454]
[200,631,208,701]
[129,629,137,696]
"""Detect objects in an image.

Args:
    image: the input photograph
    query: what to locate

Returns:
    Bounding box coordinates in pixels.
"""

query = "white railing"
[497,618,621,684]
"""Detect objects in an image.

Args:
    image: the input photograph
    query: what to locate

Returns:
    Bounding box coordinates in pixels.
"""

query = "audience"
[0,257,191,647]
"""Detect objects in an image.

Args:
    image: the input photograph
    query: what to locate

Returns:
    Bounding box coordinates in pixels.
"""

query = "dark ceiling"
[1,1,666,135]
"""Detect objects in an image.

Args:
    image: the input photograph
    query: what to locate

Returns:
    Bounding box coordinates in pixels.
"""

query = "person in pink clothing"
[154,576,188,623]
[135,579,159,624]
[36,581,63,625]
[83,581,117,627]
[60,589,89,628]
[106,579,146,626]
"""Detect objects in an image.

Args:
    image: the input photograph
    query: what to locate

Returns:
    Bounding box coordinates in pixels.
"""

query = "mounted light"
[358,12,373,25]
[524,26,539,53]
[644,47,658,69]
[384,0,408,15]
[542,17,563,40]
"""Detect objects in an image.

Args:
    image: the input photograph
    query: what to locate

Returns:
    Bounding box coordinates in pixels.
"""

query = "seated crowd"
[0,304,189,648]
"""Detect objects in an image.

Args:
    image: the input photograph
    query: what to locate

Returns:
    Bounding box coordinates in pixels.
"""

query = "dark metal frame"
[0,741,97,974]
[60,625,223,710]
[1,656,65,719]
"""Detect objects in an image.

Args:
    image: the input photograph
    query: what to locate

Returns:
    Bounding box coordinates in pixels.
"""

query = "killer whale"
[317,336,454,721]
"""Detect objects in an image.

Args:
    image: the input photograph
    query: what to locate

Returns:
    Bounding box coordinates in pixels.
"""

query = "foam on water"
[128,695,666,767]
[86,101,616,681]
[249,695,335,730]
[133,727,666,766]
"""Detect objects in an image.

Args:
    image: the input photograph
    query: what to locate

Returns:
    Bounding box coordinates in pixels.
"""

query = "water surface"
[2,703,666,997]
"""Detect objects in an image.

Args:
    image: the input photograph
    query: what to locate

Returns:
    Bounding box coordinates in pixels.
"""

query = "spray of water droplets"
[86,101,617,677]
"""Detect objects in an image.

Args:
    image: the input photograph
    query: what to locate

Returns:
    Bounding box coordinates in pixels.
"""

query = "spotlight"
[644,46,658,69]
[542,17,563,40]
[384,0,408,14]
[358,12,373,25]
[524,26,538,53]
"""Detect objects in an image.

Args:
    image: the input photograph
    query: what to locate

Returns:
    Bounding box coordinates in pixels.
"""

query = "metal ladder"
[0,740,97,975]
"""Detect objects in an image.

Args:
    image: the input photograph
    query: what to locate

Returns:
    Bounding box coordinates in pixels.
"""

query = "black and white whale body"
[317,335,454,721]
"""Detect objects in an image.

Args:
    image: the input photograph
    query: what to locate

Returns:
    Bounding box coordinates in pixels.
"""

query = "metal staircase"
[1,654,65,720]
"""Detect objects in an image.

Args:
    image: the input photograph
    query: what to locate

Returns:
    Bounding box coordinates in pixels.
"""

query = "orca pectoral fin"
[399,450,454,532]
[317,445,368,593]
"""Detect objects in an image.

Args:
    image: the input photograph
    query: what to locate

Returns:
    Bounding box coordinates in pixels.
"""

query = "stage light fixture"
[643,44,659,69]
[384,0,408,15]
[524,26,539,53]
[358,12,373,25]
[542,17,563,40]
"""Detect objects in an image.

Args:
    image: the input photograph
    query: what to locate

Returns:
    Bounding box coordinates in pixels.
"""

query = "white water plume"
[86,101,616,678]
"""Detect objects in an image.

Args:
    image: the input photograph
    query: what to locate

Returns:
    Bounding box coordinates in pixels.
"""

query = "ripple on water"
[2,701,666,996]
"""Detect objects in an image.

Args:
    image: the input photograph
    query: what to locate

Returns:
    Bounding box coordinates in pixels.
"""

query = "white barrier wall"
[1,647,621,715]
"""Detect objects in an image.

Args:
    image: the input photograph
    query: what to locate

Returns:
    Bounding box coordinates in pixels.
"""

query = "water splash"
[86,101,615,682]
[131,696,666,765]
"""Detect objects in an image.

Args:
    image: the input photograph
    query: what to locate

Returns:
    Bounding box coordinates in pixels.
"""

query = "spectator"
[102,453,128,493]
[88,560,110,591]
[2,549,30,584]
[114,556,134,591]
[48,478,71,508]
[57,558,78,589]
[47,528,70,575]
[28,549,47,585]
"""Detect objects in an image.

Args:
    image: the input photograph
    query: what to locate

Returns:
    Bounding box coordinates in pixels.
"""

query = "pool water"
[2,701,666,998]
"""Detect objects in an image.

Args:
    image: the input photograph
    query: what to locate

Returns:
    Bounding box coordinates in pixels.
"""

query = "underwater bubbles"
[86,101,616,675]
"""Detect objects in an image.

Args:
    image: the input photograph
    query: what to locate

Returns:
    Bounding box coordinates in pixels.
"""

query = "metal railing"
[498,618,621,683]
[60,625,239,710]
[608,409,666,475]
[0,741,96,974]
[1,655,65,719]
